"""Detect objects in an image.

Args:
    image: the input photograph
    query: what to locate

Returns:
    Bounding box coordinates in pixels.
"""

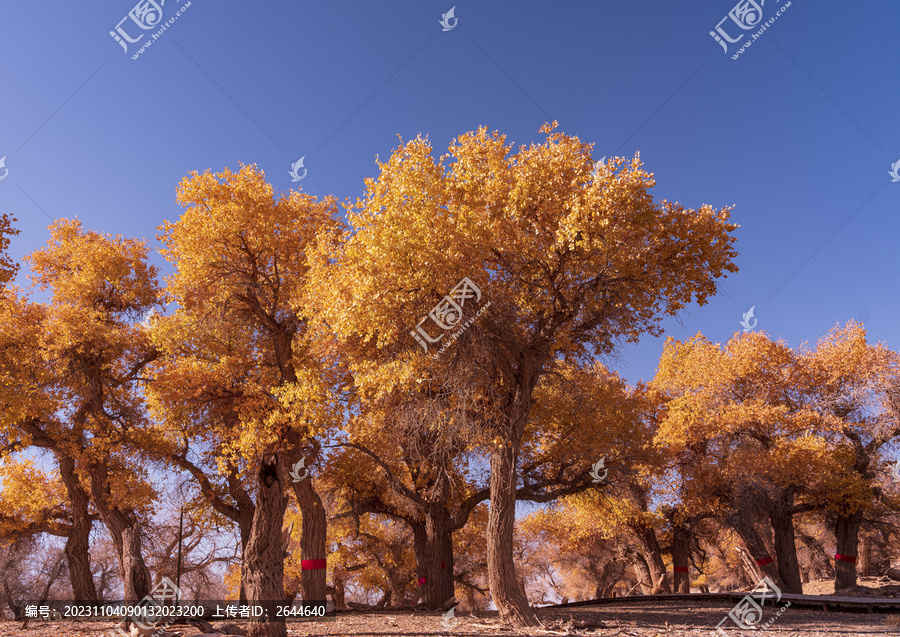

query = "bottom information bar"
[22,600,335,623]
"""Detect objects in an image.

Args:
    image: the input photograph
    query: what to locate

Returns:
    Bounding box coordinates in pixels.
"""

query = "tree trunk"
[89,465,151,604]
[58,455,98,601]
[291,476,327,603]
[769,491,803,594]
[631,523,670,593]
[411,522,428,604]
[728,512,785,590]
[672,523,691,593]
[734,545,763,587]
[424,507,455,610]
[629,552,654,594]
[388,572,409,607]
[242,454,288,637]
[858,529,873,576]
[834,511,862,590]
[326,570,348,609]
[797,532,834,580]
[486,440,538,626]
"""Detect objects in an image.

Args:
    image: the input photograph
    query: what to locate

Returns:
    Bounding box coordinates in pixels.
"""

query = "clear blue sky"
[2,0,898,385]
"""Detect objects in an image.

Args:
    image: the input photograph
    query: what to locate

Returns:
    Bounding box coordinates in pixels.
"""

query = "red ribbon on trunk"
[440,561,446,569]
[301,559,327,570]
[673,566,689,573]
[416,576,427,586]
[755,556,774,566]
[834,553,857,563]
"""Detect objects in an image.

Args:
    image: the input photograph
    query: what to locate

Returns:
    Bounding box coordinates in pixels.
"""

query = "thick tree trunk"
[631,523,670,593]
[58,456,98,601]
[486,441,538,626]
[834,511,862,590]
[411,522,428,604]
[424,508,455,610]
[89,465,151,605]
[242,454,288,637]
[291,476,327,603]
[672,523,691,594]
[769,491,803,594]
[629,552,654,594]
[728,512,785,591]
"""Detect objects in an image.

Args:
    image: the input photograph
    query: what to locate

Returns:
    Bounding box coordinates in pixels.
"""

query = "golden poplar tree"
[1,219,161,608]
[148,164,341,637]
[313,124,738,625]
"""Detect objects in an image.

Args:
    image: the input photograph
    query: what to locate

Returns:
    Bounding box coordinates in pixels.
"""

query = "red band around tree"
[417,576,427,586]
[834,554,857,563]
[674,566,689,573]
[756,556,774,566]
[301,559,327,570]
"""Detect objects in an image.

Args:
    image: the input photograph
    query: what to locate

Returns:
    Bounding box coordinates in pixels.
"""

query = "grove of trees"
[1,125,899,635]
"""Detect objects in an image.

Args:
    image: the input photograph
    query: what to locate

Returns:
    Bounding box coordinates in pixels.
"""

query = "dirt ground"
[2,602,898,637]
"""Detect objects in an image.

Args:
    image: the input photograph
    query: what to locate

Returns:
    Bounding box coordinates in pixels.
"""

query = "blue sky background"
[1,0,898,387]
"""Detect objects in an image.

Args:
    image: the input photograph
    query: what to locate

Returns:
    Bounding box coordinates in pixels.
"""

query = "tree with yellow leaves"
[798,321,900,589]
[653,330,828,594]
[523,362,674,595]
[313,123,738,625]
[0,219,161,609]
[653,325,900,594]
[148,164,342,637]
[323,361,494,611]
[0,213,18,286]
